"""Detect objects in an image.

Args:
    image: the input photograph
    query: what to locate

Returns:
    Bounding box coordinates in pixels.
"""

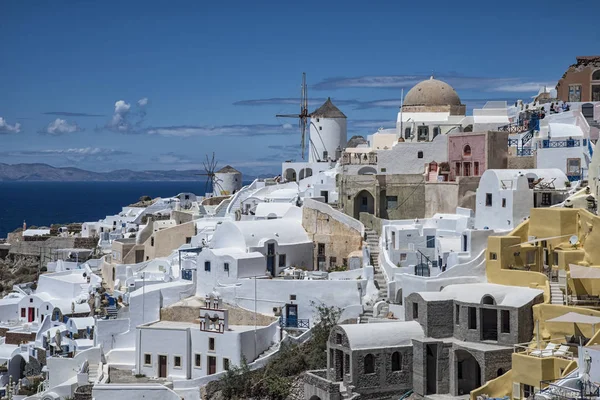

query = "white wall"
[374,134,448,175]
[197,278,364,322]
[475,172,532,230]
[93,384,182,400]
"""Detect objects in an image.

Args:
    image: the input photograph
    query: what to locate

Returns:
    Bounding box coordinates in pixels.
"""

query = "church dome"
[403,76,462,107]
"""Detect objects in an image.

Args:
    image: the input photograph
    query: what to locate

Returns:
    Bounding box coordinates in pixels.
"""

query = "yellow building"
[474,207,600,400]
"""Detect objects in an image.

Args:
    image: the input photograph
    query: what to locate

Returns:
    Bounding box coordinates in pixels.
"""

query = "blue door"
[286,304,298,328]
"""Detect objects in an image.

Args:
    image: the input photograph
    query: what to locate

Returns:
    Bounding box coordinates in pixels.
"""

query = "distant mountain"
[0,163,267,182]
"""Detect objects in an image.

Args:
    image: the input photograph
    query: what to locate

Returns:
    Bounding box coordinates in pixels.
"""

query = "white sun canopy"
[569,264,600,279]
[547,312,600,325]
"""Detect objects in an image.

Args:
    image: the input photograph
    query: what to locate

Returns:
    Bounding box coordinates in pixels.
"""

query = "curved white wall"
[214,172,242,196]
[309,117,347,163]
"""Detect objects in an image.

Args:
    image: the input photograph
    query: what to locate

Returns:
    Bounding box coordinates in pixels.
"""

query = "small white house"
[475,169,569,231]
[135,293,278,380]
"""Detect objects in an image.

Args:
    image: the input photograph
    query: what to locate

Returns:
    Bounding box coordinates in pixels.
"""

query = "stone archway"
[353,190,375,219]
[309,396,322,400]
[8,354,26,381]
[284,168,297,182]
[455,349,481,396]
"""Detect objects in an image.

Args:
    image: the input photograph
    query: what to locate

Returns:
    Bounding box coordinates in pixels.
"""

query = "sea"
[0,181,250,238]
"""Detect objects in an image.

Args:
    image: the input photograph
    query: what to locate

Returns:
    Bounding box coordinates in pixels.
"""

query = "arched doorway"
[305,168,313,178]
[395,289,403,305]
[284,168,297,182]
[353,190,374,219]
[8,354,26,381]
[455,350,481,396]
[309,396,322,400]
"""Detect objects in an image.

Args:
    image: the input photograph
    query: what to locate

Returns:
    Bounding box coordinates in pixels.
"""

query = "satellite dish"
[569,235,578,245]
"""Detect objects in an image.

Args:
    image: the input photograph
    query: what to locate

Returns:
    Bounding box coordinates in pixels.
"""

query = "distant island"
[0,163,272,182]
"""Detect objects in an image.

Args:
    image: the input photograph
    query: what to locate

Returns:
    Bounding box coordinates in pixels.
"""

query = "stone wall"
[508,155,535,169]
[74,237,98,249]
[160,300,276,327]
[302,205,363,271]
[5,331,37,345]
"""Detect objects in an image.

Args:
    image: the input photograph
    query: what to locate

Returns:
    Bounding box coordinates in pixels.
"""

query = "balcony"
[341,152,377,166]
[517,148,534,156]
[541,139,581,148]
[498,122,530,134]
[279,318,310,329]
[513,340,574,360]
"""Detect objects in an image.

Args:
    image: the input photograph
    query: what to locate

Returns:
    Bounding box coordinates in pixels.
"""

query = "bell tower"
[199,291,229,333]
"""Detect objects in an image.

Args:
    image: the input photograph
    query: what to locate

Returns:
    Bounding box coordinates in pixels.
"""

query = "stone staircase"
[550,283,565,305]
[359,229,389,323]
[88,363,99,383]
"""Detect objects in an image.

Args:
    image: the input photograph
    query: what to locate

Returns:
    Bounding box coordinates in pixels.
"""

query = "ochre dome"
[403,76,462,107]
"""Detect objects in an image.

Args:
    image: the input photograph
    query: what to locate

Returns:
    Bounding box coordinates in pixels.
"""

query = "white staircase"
[359,229,388,323]
[88,363,99,383]
[550,283,564,305]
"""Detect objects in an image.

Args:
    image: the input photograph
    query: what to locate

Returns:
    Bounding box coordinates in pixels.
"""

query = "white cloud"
[137,97,149,107]
[0,117,21,134]
[104,98,148,133]
[43,118,83,135]
[145,124,296,137]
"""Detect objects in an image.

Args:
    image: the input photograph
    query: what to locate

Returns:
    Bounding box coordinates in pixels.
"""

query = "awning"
[569,264,600,279]
[547,312,600,325]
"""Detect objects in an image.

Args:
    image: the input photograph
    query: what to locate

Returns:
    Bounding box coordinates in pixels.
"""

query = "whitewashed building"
[475,169,570,231]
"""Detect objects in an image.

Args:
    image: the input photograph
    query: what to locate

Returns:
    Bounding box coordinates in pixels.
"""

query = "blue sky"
[1,0,598,176]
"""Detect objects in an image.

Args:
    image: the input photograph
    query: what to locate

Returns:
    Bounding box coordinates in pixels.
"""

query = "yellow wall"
[471,370,512,400]
[533,304,600,342]
[511,352,572,388]
[144,221,196,260]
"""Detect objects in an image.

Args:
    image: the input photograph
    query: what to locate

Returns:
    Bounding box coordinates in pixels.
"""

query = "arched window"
[364,354,375,374]
[463,145,471,156]
[482,295,495,305]
[417,151,423,159]
[593,70,600,81]
[497,368,505,377]
[391,352,402,371]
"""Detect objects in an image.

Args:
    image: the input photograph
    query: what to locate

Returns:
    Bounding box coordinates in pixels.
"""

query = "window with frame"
[278,254,286,268]
[463,145,472,156]
[455,304,460,324]
[541,193,552,206]
[318,243,325,256]
[455,162,461,176]
[523,384,534,398]
[404,127,411,139]
[400,253,407,261]
[567,158,581,176]
[486,193,493,206]
[501,310,510,333]
[204,261,211,272]
[174,356,182,368]
[426,236,435,248]
[391,352,402,371]
[209,337,215,351]
[412,303,419,319]
[364,354,375,374]
[417,151,424,159]
[223,358,230,371]
[386,196,398,209]
[195,353,202,368]
[144,354,152,366]
[490,252,497,260]
[474,161,480,176]
[468,307,477,329]
[224,263,229,272]
[21,308,25,318]
[186,237,192,244]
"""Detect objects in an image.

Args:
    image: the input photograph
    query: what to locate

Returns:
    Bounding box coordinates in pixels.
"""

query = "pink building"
[426,131,509,182]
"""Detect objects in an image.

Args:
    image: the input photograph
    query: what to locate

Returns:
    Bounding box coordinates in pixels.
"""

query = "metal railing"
[517,148,534,156]
[522,130,534,147]
[279,318,310,329]
[541,139,581,148]
[508,138,519,147]
[498,123,530,133]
